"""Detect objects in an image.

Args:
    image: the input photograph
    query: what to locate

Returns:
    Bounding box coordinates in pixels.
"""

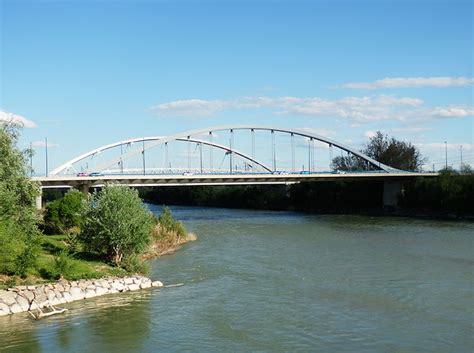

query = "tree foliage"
[401,170,474,214]
[0,123,40,276]
[79,185,153,265]
[43,189,86,234]
[0,123,40,235]
[333,131,426,172]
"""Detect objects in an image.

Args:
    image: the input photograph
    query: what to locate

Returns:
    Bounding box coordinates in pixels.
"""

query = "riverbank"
[140,174,474,221]
[0,276,163,317]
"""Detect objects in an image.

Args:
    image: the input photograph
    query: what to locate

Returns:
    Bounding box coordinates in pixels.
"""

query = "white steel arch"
[81,125,399,174]
[51,136,273,175]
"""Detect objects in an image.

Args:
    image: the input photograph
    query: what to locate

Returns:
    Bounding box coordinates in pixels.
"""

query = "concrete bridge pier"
[78,183,91,195]
[35,192,43,210]
[383,180,402,209]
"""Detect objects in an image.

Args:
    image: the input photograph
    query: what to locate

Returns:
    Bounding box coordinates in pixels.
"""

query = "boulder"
[140,281,152,289]
[16,295,30,311]
[0,291,18,306]
[111,282,125,292]
[151,281,164,288]
[84,289,97,299]
[128,284,140,291]
[9,304,23,314]
[70,287,85,301]
[21,290,35,303]
[95,287,108,296]
[0,303,11,316]
[63,292,73,303]
[33,288,47,305]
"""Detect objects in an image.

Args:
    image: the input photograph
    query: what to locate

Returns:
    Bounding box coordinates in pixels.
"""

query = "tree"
[79,184,153,265]
[43,189,86,234]
[0,123,41,276]
[333,131,426,172]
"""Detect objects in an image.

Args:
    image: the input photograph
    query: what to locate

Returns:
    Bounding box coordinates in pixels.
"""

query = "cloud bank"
[150,95,473,123]
[341,76,474,89]
[0,110,37,128]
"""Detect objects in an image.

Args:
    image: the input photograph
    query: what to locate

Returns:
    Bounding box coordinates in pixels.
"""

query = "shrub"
[53,250,74,279]
[0,220,24,274]
[157,207,186,239]
[43,189,86,234]
[79,184,153,265]
[121,254,150,274]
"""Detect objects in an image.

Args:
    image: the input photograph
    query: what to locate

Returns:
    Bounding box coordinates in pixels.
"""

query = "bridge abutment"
[383,180,402,209]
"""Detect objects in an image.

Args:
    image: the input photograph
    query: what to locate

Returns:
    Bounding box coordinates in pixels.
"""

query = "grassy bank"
[0,225,196,290]
[0,235,126,289]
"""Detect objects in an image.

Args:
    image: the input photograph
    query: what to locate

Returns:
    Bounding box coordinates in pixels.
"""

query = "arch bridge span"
[50,125,401,176]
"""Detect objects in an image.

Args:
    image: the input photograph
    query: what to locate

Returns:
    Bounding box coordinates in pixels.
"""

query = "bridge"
[33,125,437,208]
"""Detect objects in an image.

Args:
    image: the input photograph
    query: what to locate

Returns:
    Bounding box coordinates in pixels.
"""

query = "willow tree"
[80,184,153,266]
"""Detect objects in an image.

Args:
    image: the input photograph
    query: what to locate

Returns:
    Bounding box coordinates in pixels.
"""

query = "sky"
[0,0,473,174]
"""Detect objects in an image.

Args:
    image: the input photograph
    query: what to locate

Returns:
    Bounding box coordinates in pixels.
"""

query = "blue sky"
[1,0,472,174]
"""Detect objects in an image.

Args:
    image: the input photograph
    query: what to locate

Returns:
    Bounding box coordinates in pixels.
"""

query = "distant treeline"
[139,172,474,218]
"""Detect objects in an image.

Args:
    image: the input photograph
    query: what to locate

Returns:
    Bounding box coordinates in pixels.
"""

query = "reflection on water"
[1,206,473,353]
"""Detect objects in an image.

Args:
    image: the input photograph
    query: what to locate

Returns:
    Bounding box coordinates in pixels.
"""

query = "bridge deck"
[34,172,438,188]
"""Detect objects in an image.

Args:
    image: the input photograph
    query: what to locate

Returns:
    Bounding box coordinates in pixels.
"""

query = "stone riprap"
[0,276,163,316]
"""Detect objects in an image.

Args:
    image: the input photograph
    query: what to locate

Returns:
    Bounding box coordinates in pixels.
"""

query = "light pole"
[45,137,49,177]
[444,141,447,170]
[460,145,463,169]
[29,142,33,177]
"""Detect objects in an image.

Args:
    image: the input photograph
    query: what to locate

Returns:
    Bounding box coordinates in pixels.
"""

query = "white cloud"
[365,131,377,139]
[298,127,337,138]
[429,106,474,118]
[0,110,37,128]
[150,95,472,125]
[150,99,228,117]
[341,76,474,89]
[391,126,432,134]
[31,140,59,148]
[150,95,426,123]
[415,142,473,151]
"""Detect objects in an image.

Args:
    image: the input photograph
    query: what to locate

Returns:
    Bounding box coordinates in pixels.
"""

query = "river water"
[1,206,473,352]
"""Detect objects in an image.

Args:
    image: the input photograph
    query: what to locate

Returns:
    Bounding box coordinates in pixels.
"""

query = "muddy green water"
[1,206,473,352]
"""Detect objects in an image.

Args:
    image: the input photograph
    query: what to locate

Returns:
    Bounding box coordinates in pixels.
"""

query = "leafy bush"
[53,250,74,279]
[79,184,153,266]
[0,220,24,274]
[14,240,40,278]
[43,189,86,234]
[121,254,150,274]
[157,207,186,239]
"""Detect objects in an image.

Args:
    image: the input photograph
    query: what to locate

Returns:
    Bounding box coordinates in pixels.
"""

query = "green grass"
[0,235,127,289]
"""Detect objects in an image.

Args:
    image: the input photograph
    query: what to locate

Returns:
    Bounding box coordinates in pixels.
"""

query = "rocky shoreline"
[0,276,163,317]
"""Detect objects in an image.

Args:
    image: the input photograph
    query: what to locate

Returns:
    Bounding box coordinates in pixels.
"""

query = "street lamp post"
[444,141,447,170]
[45,137,49,177]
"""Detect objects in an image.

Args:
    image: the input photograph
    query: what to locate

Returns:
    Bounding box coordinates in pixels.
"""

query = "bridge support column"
[77,183,91,195]
[383,181,402,209]
[35,190,43,210]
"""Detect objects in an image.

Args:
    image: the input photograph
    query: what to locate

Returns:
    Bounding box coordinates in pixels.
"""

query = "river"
[1,206,473,352]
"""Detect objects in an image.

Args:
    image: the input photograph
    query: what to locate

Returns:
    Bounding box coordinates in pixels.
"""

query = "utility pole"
[460,145,463,169]
[45,137,49,177]
[29,142,33,177]
[209,131,213,172]
[199,143,203,174]
[444,141,447,170]
[142,138,146,175]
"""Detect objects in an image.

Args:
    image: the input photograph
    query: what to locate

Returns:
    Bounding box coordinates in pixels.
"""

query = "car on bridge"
[89,172,104,177]
[76,172,88,177]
